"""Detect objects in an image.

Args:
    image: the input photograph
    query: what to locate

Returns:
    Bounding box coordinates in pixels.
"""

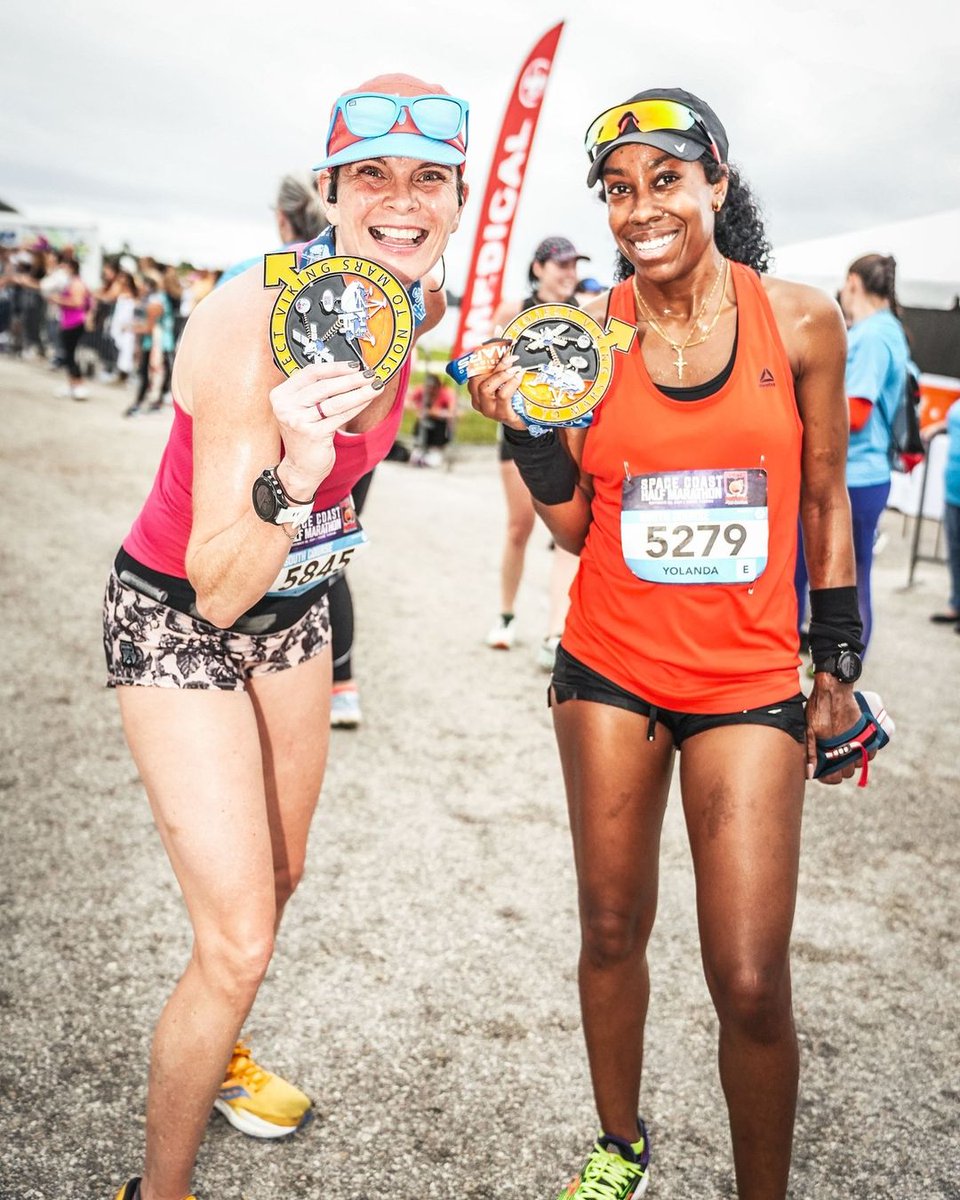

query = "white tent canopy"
[771,208,960,309]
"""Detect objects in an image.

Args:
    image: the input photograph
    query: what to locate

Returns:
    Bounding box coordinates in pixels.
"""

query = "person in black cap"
[471,86,881,1200]
[485,236,589,670]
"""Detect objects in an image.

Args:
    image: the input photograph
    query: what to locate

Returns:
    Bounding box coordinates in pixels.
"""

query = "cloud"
[2,0,958,294]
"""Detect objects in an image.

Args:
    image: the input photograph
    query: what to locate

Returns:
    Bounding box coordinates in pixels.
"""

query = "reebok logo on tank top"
[759,367,775,387]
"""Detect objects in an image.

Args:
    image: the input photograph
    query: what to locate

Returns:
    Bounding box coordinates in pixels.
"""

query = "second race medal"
[502,303,636,431]
[264,252,414,385]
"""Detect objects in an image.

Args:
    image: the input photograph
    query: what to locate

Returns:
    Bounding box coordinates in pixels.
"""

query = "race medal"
[500,304,636,429]
[264,252,413,385]
[621,468,769,585]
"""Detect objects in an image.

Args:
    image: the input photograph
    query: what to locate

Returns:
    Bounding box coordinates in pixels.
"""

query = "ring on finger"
[316,401,326,418]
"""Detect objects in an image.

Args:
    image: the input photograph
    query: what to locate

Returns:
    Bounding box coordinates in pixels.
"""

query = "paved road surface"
[0,358,956,1199]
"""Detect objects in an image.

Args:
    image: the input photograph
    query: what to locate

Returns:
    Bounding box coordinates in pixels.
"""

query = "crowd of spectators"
[0,237,220,411]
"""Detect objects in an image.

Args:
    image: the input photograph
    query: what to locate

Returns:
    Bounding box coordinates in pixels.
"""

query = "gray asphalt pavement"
[0,357,957,1199]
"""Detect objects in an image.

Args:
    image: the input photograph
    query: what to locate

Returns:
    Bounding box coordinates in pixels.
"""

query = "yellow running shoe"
[213,1040,312,1139]
[114,1180,197,1200]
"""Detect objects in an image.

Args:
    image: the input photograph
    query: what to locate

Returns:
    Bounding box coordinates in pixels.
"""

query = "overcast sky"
[2,0,958,298]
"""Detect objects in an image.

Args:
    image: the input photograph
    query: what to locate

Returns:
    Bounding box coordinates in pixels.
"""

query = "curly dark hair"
[610,154,772,281]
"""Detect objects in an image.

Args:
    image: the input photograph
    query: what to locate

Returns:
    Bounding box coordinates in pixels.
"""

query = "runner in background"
[795,253,911,653]
[575,275,607,306]
[407,370,457,466]
[216,172,326,288]
[47,256,91,401]
[486,236,587,670]
[926,397,960,628]
[124,272,175,417]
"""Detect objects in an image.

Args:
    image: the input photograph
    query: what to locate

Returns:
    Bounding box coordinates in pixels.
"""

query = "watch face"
[252,475,279,521]
[836,649,863,683]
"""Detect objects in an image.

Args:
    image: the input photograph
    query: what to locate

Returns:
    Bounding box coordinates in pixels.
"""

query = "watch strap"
[274,498,314,528]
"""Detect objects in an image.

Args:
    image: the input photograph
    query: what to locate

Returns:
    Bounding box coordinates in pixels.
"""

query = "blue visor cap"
[314,131,466,171]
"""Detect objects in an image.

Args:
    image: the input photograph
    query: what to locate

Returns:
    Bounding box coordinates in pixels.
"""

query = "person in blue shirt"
[796,254,910,651]
[927,398,960,628]
[217,173,325,288]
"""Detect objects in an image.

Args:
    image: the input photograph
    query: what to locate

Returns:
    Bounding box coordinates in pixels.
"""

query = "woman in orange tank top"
[471,88,880,1200]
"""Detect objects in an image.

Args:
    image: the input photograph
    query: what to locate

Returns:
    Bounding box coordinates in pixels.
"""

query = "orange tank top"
[562,261,803,712]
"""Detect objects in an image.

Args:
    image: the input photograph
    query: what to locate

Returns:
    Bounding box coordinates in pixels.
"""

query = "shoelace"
[227,1043,270,1092]
[576,1144,644,1199]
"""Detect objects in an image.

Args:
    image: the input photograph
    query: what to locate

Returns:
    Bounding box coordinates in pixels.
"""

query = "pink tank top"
[123,357,411,578]
[59,287,87,331]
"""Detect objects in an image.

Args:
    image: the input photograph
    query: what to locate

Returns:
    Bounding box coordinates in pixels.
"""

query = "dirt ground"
[0,356,957,1200]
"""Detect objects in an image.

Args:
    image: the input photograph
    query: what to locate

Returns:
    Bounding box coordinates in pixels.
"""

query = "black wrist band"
[808,586,864,665]
[501,425,578,506]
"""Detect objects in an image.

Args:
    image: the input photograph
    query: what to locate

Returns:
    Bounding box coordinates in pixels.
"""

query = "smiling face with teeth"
[318,157,465,287]
[601,144,727,287]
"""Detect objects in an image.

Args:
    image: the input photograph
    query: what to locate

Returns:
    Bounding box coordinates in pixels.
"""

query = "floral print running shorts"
[102,569,331,691]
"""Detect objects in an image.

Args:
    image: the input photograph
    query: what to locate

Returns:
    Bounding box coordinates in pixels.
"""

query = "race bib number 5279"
[621,468,769,585]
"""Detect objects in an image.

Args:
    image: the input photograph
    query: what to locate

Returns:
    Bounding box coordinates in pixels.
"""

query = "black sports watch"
[251,467,315,529]
[816,645,863,684]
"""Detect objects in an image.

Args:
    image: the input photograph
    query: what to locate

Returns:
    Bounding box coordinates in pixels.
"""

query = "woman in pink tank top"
[46,255,90,401]
[106,72,470,1200]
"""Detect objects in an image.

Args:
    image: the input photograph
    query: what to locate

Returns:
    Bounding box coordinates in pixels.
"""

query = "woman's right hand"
[269,360,382,498]
[467,353,528,431]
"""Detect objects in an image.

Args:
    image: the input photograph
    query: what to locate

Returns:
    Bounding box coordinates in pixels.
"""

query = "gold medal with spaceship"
[500,303,636,429]
[264,252,413,386]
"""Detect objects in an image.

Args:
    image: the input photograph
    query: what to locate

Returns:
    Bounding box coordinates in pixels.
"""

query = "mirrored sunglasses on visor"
[328,92,469,147]
[584,99,721,167]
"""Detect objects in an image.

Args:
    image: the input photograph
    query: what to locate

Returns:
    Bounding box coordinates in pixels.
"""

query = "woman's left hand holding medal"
[269,359,382,496]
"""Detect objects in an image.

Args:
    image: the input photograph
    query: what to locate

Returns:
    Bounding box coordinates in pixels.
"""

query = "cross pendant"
[674,347,686,381]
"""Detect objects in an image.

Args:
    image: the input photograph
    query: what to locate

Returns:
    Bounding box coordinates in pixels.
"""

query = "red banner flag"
[451,21,565,360]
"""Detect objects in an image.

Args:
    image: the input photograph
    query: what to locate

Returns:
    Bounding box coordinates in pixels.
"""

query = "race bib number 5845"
[266,496,367,597]
[621,468,768,585]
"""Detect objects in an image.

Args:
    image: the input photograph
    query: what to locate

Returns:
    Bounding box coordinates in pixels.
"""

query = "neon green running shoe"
[556,1123,651,1199]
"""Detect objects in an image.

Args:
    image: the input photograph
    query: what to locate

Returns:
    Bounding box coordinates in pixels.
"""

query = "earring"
[428,254,446,293]
[713,200,722,212]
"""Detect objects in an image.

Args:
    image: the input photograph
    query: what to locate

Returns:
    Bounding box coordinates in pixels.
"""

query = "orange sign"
[918,373,960,429]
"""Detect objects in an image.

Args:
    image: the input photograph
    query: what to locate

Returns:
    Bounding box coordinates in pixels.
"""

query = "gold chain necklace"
[632,258,729,381]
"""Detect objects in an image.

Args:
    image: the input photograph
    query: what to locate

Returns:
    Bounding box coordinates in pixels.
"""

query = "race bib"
[266,495,367,597]
[621,469,768,585]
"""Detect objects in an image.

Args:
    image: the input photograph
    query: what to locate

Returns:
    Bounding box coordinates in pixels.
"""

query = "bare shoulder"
[174,267,283,415]
[581,292,611,322]
[760,273,845,370]
[761,273,843,332]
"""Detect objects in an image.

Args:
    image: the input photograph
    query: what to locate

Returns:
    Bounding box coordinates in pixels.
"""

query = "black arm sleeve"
[501,425,579,506]
[808,586,865,664]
